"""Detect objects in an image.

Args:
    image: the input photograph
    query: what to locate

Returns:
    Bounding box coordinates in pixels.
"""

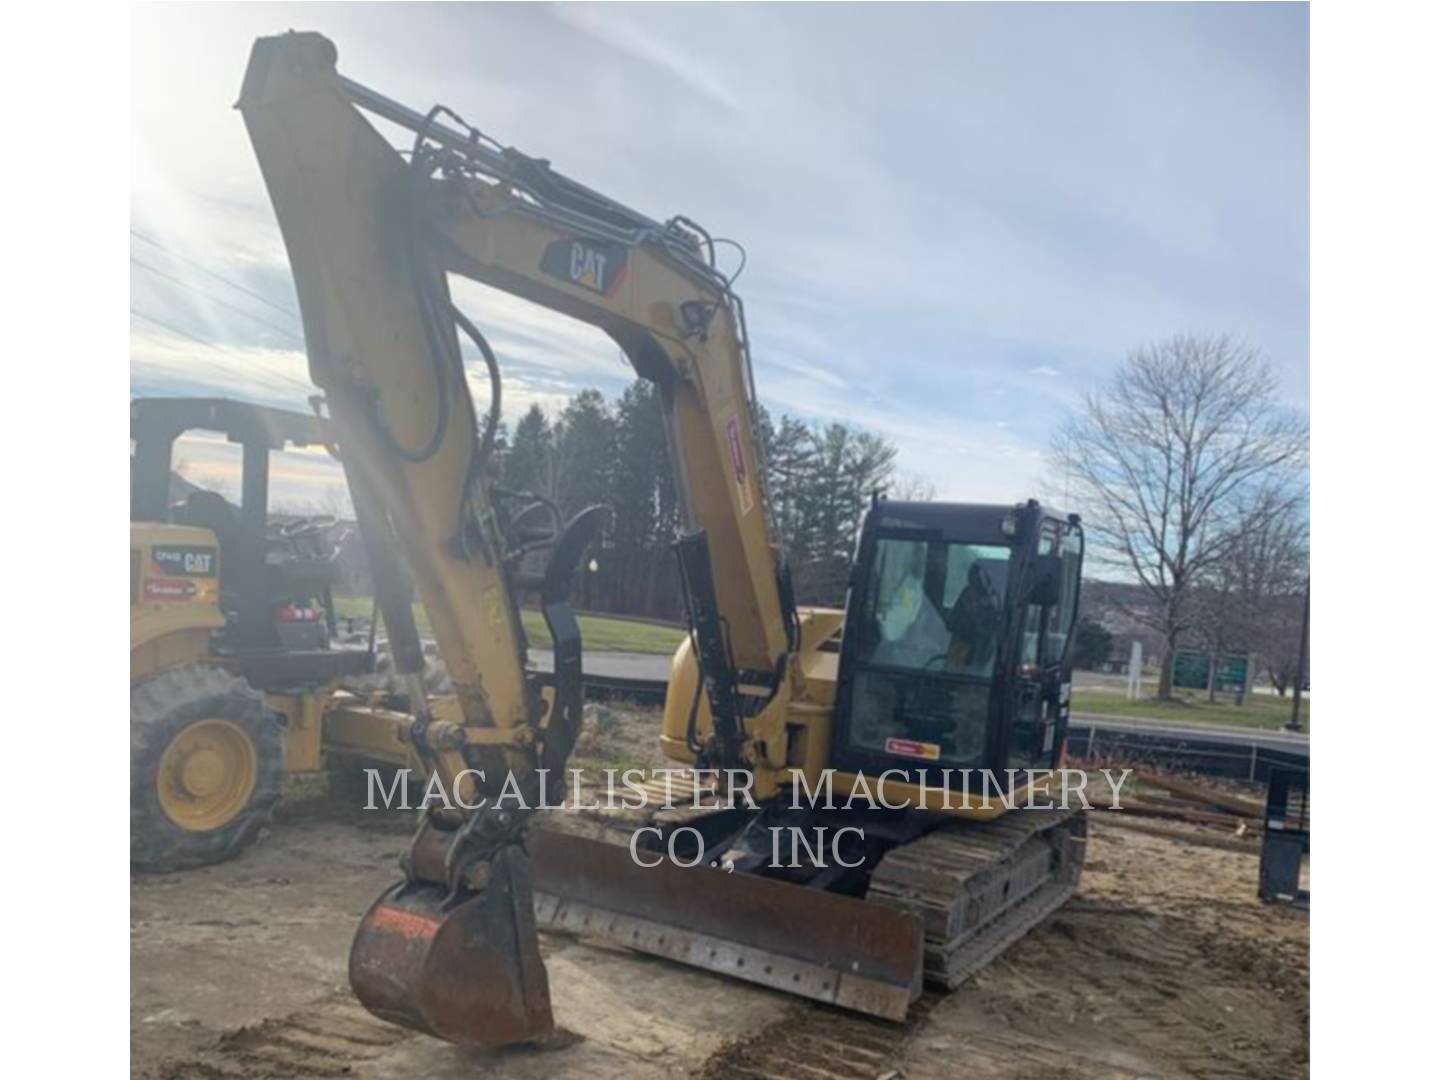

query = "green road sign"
[1172,650,1250,693]
[1172,649,1210,690]
[1215,654,1249,692]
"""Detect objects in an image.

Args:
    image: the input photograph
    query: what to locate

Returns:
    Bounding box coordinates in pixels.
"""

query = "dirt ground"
[132,720,1308,1079]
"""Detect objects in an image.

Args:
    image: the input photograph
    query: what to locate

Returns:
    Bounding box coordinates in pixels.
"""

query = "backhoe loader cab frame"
[130,396,372,687]
[130,396,454,874]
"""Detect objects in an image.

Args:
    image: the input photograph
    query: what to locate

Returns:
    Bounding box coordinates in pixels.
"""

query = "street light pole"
[1286,576,1309,732]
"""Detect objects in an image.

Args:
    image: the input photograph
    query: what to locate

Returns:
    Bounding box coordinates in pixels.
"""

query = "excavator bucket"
[349,846,554,1048]
[530,827,925,1021]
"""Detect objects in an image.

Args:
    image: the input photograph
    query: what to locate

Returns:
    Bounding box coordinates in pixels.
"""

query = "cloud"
[450,279,627,383]
[553,3,746,112]
[171,429,350,512]
[130,326,312,408]
[130,3,1307,504]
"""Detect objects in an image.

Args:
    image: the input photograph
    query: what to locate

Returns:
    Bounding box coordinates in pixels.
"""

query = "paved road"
[1069,713,1308,757]
[534,649,1309,761]
[530,649,672,680]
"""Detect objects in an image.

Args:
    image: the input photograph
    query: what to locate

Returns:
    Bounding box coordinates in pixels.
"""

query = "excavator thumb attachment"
[349,845,554,1048]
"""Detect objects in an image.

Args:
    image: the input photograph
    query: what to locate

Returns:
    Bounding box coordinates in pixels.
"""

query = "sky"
[131,2,1309,509]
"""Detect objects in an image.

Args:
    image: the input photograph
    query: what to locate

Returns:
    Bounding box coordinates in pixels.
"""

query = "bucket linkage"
[348,507,607,1049]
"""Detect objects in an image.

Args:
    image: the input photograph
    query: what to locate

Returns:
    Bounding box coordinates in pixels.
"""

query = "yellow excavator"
[235,31,1087,1049]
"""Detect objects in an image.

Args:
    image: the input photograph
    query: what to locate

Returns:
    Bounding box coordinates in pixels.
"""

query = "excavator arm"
[241,30,794,768]
[239,31,802,1047]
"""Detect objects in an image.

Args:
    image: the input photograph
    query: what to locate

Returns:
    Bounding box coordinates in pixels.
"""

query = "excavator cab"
[833,498,1085,785]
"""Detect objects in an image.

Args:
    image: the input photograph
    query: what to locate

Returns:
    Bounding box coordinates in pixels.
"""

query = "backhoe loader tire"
[131,665,284,873]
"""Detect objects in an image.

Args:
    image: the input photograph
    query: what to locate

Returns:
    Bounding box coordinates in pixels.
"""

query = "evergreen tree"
[515,384,900,615]
[609,380,680,614]
[554,390,615,517]
[1072,619,1115,670]
[552,390,616,610]
[763,411,820,566]
[502,404,555,497]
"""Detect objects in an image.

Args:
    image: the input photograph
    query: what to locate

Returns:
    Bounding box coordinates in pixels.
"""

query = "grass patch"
[1069,689,1308,732]
[332,595,685,655]
[551,613,686,655]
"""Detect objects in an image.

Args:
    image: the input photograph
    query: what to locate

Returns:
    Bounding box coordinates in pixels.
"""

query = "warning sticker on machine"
[144,545,218,604]
[725,415,754,516]
[885,737,941,761]
[143,577,198,601]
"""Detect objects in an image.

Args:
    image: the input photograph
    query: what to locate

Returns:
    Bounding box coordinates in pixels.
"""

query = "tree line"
[498,381,906,618]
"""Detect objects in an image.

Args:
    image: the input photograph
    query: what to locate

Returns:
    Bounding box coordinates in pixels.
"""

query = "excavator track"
[868,807,1088,989]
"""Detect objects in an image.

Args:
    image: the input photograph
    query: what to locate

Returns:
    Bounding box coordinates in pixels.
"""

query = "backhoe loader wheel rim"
[156,719,258,831]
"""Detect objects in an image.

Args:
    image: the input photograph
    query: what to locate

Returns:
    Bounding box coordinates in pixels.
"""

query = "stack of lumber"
[1102,769,1265,854]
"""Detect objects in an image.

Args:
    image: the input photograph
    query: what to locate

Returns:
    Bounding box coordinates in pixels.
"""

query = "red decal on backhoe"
[143,577,197,601]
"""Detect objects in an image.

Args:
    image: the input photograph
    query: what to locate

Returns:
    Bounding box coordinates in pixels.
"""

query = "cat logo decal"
[540,237,629,297]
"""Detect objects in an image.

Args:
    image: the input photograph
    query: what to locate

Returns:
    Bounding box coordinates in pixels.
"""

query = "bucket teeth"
[349,846,554,1049]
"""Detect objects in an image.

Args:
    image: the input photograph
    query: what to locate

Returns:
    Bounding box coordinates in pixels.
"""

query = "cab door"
[830,526,1014,784]
[1009,519,1084,771]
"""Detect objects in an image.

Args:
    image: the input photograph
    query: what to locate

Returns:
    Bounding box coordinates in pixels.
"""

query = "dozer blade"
[349,846,554,1048]
[529,827,925,1021]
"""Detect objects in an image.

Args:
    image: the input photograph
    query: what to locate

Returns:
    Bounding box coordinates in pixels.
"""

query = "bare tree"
[1233,489,1310,696]
[1051,335,1308,697]
[888,471,937,501]
[1193,485,1309,697]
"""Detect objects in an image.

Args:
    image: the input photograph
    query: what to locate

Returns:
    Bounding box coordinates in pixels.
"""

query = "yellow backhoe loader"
[130,396,468,870]
[130,398,368,869]
[224,30,1087,1049]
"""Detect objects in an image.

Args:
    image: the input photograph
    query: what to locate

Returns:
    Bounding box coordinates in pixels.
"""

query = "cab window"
[856,538,1011,678]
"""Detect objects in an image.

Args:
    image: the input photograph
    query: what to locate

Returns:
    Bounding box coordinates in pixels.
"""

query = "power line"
[129,307,312,396]
[131,255,306,345]
[130,228,301,321]
[130,308,224,352]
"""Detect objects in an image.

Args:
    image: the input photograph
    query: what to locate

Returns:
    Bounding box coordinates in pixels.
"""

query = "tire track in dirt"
[894,904,1305,1080]
[154,996,409,1079]
[699,993,940,1080]
[696,824,1307,1080]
